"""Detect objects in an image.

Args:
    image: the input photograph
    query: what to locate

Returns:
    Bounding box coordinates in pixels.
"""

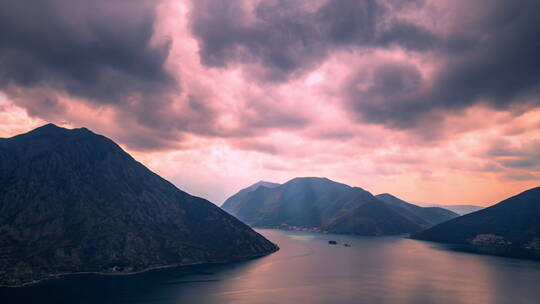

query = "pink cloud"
[1,0,539,206]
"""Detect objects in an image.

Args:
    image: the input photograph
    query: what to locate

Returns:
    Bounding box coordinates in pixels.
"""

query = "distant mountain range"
[222,177,458,236]
[413,187,540,260]
[414,203,484,215]
[0,124,278,286]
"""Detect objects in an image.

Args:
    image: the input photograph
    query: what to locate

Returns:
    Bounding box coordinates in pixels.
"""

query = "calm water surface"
[2,229,540,304]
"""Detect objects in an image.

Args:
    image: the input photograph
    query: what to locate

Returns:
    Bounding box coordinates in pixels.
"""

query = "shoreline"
[255,226,411,237]
[0,250,277,288]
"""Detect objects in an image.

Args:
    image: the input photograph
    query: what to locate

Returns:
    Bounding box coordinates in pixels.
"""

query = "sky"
[1,0,539,206]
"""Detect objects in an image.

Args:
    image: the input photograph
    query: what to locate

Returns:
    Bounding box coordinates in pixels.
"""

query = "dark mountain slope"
[375,193,458,226]
[0,124,278,286]
[221,181,280,214]
[413,187,540,260]
[325,200,425,235]
[222,177,428,235]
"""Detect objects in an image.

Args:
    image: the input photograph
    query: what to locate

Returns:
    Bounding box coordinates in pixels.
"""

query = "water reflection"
[1,229,540,304]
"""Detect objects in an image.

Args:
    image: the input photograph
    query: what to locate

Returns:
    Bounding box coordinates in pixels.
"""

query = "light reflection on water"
[287,233,317,241]
[2,229,540,304]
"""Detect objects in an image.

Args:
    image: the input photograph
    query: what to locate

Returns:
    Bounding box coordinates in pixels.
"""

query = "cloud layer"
[191,0,540,130]
[1,0,539,204]
[0,0,174,100]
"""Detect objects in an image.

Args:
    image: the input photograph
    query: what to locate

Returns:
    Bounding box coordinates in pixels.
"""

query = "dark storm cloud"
[432,1,540,110]
[345,61,424,128]
[0,0,174,105]
[0,0,193,150]
[190,0,436,82]
[334,0,540,128]
[0,0,317,151]
[190,0,540,131]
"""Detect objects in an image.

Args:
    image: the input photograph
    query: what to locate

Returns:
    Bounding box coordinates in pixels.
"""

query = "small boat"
[343,243,351,247]
[328,240,338,245]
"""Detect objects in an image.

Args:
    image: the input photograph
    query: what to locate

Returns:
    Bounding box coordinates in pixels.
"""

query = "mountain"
[241,181,281,192]
[222,177,451,236]
[221,181,280,214]
[412,187,540,260]
[0,124,278,286]
[426,204,484,215]
[375,194,459,226]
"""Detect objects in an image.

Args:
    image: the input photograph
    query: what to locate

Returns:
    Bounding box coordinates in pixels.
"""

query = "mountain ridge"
[222,177,457,235]
[412,187,540,260]
[0,124,278,286]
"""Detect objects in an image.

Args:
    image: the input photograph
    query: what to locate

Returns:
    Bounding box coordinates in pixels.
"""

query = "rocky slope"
[222,177,454,236]
[412,187,540,260]
[0,124,278,286]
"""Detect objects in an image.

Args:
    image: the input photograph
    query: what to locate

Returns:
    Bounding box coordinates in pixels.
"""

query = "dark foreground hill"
[222,177,457,235]
[413,187,540,260]
[0,124,278,286]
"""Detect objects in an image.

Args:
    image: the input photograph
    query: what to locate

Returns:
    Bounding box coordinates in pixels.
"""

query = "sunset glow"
[1,0,539,205]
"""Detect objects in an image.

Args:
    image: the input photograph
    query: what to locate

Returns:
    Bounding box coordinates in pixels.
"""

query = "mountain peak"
[287,177,333,184]
[39,122,62,129]
[285,177,352,189]
[221,181,280,207]
[244,181,280,192]
[26,123,64,134]
[20,123,93,137]
[252,180,279,187]
[290,176,329,181]
[221,177,429,235]
[0,125,278,286]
